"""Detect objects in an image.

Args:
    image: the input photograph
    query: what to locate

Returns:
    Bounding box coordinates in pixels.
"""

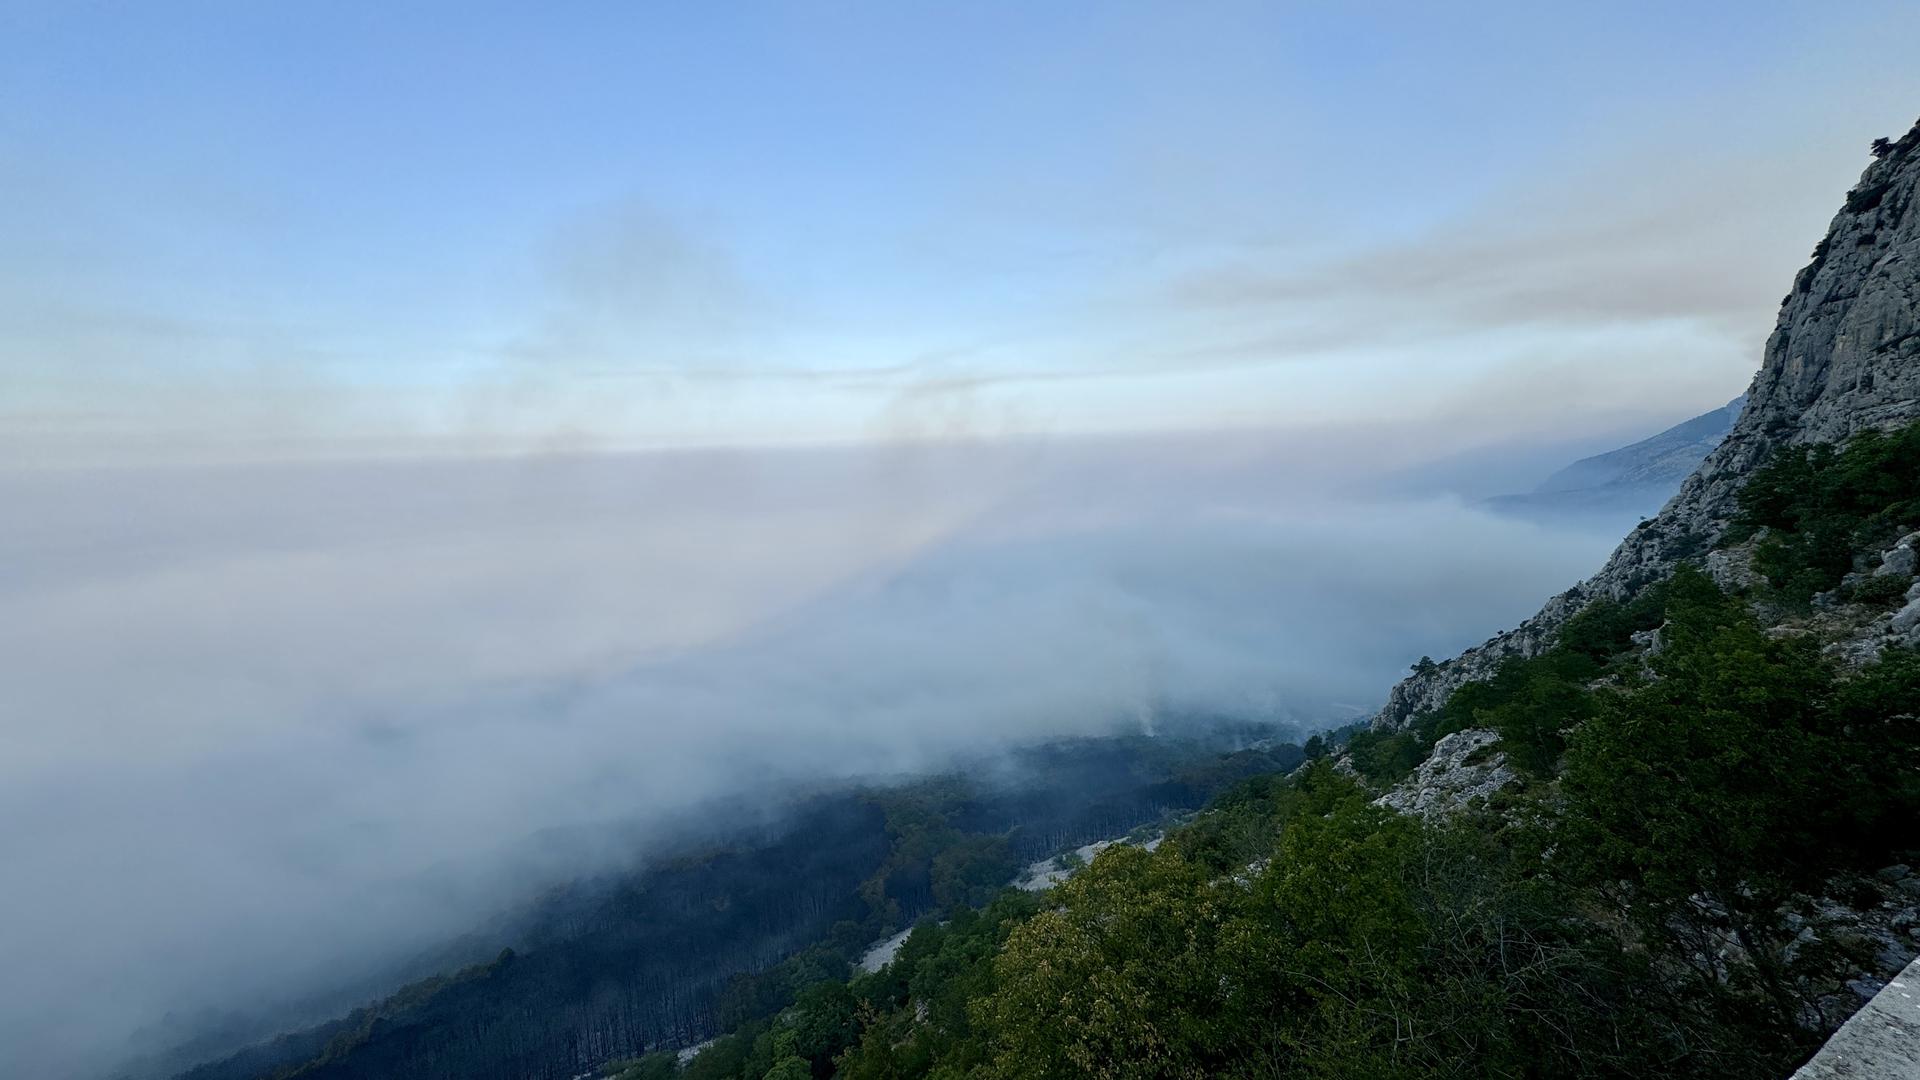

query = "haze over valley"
[3,430,1628,1075]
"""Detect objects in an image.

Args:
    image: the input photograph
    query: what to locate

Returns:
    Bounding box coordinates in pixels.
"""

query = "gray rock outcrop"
[1708,540,1765,592]
[1875,533,1920,577]
[1374,728,1518,819]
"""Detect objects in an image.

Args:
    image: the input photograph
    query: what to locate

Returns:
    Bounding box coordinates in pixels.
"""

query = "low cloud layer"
[0,432,1625,1078]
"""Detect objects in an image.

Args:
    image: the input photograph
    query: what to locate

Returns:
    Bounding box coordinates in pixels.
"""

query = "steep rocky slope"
[1376,117,1920,732]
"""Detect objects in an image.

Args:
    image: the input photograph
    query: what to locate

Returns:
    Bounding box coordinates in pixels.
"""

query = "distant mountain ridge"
[1485,394,1747,523]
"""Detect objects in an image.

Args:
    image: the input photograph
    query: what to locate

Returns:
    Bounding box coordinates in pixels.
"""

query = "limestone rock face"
[1374,119,1920,732]
[1374,728,1518,819]
[1707,540,1764,592]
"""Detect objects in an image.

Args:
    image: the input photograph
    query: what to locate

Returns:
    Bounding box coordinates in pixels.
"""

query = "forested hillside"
[168,732,1303,1080]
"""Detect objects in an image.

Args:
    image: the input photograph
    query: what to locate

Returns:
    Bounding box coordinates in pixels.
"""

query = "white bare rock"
[1630,623,1667,655]
[1011,833,1163,892]
[857,927,916,973]
[1375,729,1518,819]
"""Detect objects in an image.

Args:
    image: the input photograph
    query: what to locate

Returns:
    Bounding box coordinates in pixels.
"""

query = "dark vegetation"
[174,731,1302,1080]
[1730,421,1920,604]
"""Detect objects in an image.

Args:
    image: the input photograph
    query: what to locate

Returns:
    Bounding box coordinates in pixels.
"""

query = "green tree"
[974,845,1237,1078]
[761,1055,810,1080]
[1227,779,1426,1077]
[1557,568,1832,1049]
[1343,727,1424,785]
[1732,422,1920,602]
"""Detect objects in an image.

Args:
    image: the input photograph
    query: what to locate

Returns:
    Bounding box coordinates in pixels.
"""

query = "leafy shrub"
[1732,423,1920,603]
[1551,576,1920,1054]
[1557,583,1671,662]
[1848,572,1913,607]
[1343,727,1426,785]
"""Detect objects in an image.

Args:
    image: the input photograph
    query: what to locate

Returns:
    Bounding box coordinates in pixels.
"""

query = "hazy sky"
[6,2,1920,464]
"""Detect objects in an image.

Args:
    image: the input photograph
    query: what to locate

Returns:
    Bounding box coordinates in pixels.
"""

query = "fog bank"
[0,430,1622,1078]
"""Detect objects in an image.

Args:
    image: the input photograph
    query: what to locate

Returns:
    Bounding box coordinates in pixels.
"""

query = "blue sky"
[5,1,1920,462]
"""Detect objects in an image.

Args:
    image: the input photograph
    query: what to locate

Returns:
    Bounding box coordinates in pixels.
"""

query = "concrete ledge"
[1791,957,1920,1078]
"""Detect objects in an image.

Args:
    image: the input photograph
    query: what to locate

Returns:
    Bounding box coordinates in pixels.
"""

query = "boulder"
[1874,532,1920,576]
[1892,598,1920,635]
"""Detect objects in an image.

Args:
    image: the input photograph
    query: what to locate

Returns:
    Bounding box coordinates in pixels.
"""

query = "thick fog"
[0,428,1629,1078]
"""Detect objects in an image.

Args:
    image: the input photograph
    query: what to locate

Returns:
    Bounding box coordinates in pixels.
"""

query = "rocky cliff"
[1375,116,1920,732]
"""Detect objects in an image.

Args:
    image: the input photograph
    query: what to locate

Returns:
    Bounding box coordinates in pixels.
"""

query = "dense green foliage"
[1338,723,1426,785]
[1557,573,1920,1048]
[1732,422,1920,602]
